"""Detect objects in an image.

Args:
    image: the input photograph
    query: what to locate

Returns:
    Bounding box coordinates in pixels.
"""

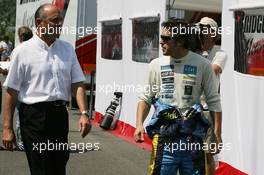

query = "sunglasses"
[160,35,174,42]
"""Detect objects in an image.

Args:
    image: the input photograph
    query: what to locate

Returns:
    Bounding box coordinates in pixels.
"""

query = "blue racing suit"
[147,99,211,175]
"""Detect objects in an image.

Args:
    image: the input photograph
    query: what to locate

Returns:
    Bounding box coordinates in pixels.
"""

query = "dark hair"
[34,3,53,21]
[18,26,33,42]
[161,18,191,49]
[189,33,202,52]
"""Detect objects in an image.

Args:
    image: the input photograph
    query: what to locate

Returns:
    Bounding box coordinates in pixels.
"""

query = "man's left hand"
[79,115,92,138]
[213,131,223,155]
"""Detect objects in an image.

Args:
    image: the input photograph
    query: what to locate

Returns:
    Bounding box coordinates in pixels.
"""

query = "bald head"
[34,3,62,29]
[34,3,60,21]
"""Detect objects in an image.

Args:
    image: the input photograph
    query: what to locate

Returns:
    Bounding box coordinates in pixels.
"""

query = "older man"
[2,4,91,175]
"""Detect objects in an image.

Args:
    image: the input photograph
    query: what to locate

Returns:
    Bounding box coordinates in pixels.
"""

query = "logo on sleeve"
[183,65,197,75]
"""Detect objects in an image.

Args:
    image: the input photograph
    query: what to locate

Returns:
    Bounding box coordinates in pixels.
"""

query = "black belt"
[23,100,68,107]
[48,100,68,107]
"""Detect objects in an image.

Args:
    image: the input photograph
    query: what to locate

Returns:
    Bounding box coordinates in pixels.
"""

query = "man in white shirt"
[1,4,91,175]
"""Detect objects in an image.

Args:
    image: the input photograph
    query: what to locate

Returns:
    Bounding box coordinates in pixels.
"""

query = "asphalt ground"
[0,109,150,175]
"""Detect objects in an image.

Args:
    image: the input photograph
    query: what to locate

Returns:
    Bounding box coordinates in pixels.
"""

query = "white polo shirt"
[3,35,85,104]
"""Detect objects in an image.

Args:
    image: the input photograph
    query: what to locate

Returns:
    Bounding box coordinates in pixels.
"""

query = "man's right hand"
[134,101,150,143]
[134,124,145,142]
[2,128,16,151]
[0,67,4,74]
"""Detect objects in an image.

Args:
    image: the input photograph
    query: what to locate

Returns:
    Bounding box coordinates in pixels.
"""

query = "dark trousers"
[19,102,69,175]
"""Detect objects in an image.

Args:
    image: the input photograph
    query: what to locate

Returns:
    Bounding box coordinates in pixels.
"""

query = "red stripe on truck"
[76,34,97,47]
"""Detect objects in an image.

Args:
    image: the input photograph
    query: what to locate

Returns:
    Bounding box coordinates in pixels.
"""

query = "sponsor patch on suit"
[184,85,193,95]
[161,65,174,70]
[161,94,174,99]
[162,84,174,89]
[161,71,174,77]
[162,77,174,84]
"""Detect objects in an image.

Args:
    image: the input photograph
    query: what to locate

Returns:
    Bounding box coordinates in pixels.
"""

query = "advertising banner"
[234,9,264,76]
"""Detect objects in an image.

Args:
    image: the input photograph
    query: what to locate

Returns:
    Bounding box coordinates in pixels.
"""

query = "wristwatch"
[81,110,89,118]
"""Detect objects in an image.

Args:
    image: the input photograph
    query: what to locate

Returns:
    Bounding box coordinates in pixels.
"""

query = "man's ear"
[35,18,42,28]
[170,39,176,48]
[174,39,183,47]
[177,42,183,47]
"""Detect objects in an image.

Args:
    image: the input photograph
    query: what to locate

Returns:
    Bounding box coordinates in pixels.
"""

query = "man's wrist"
[3,125,13,130]
[214,129,221,136]
[136,121,143,128]
[81,110,89,118]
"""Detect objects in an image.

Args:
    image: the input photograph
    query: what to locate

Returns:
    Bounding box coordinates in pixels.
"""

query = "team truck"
[96,0,264,174]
